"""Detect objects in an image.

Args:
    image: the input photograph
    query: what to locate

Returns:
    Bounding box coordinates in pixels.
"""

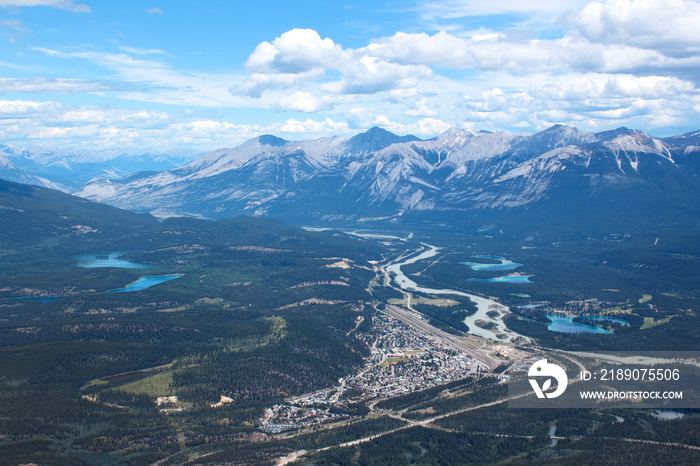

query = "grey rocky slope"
[72,125,700,229]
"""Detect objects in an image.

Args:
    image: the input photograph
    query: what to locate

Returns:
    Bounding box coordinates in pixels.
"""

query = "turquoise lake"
[546,315,630,334]
[468,275,533,283]
[463,256,523,272]
[9,296,62,303]
[105,275,182,293]
[7,252,179,301]
[463,255,532,283]
[76,252,150,269]
[7,275,182,301]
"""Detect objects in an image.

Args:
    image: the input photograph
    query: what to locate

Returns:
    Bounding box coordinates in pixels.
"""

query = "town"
[258,313,487,433]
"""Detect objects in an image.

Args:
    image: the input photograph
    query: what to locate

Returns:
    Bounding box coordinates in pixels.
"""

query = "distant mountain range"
[0,145,201,192]
[3,125,700,234]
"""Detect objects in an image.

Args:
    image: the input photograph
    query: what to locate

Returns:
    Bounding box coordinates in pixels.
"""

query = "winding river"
[384,244,529,344]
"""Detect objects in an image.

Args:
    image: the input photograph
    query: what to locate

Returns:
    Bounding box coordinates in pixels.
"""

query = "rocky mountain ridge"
[70,125,700,229]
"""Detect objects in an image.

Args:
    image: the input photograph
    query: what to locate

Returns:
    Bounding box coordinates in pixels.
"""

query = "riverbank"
[383,244,530,344]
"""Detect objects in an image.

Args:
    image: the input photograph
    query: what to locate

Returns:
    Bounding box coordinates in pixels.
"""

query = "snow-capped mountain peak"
[49,125,700,223]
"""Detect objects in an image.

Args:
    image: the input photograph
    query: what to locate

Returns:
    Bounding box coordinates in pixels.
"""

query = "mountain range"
[2,125,699,235]
[61,125,700,234]
[0,144,200,192]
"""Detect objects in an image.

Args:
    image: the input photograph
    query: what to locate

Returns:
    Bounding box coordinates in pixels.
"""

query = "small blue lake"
[468,275,533,283]
[463,256,523,272]
[6,275,182,302]
[105,275,182,293]
[546,315,630,334]
[463,256,531,282]
[9,296,62,303]
[76,252,150,269]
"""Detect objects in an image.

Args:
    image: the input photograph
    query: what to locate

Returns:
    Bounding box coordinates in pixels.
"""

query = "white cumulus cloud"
[530,74,697,100]
[236,70,324,98]
[274,91,334,113]
[570,0,700,57]
[404,98,438,117]
[240,28,433,98]
[320,55,432,95]
[245,28,342,74]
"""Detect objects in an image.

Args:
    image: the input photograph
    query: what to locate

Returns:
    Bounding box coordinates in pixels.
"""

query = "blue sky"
[1,0,699,149]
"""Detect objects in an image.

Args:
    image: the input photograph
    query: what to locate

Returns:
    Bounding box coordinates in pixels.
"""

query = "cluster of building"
[259,404,348,434]
[345,315,479,399]
[155,395,187,414]
[517,298,633,318]
[258,314,481,432]
[554,299,620,315]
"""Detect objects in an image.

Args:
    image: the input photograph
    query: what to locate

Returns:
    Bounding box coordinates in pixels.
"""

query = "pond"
[105,275,182,293]
[468,275,533,283]
[546,315,630,334]
[463,256,523,272]
[8,296,62,303]
[6,275,182,302]
[463,256,532,282]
